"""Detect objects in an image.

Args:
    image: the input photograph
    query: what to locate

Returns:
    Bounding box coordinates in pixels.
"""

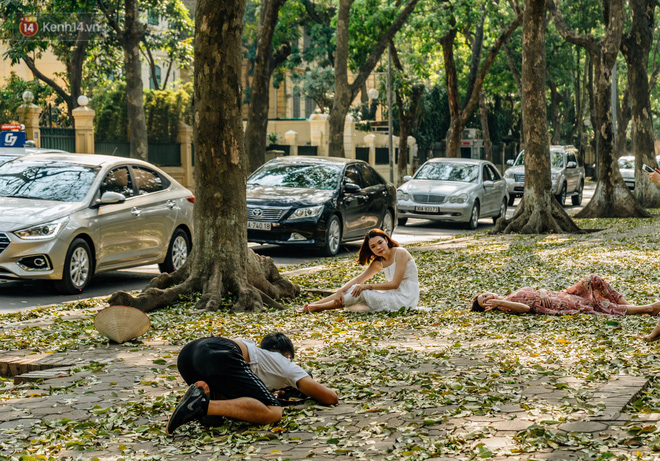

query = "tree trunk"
[245,0,289,173]
[621,0,660,207]
[549,79,561,144]
[123,0,148,161]
[108,0,299,313]
[328,0,420,157]
[479,92,493,162]
[493,0,580,234]
[441,7,522,158]
[549,0,648,218]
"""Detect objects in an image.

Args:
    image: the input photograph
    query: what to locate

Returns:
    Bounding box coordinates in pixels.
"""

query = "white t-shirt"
[238,339,309,391]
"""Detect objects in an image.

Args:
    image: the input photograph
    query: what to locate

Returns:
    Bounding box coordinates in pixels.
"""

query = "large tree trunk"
[494,0,580,234]
[550,0,648,218]
[123,0,148,161]
[108,0,299,313]
[245,0,289,173]
[328,0,420,157]
[621,0,660,207]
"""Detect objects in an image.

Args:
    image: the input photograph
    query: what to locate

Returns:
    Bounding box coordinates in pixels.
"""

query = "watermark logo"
[10,14,108,42]
[19,16,39,38]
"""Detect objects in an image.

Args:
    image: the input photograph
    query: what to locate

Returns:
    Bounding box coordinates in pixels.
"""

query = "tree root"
[108,249,299,313]
[492,195,584,235]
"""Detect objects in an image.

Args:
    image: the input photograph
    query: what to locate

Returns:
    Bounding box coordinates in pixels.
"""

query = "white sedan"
[396,158,508,229]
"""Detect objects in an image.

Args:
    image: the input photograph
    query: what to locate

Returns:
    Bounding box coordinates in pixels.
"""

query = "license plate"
[415,206,439,213]
[247,221,271,230]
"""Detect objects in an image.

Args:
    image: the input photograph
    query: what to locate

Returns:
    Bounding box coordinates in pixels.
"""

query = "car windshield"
[0,160,100,201]
[248,162,342,190]
[618,158,634,169]
[514,151,564,168]
[414,162,479,182]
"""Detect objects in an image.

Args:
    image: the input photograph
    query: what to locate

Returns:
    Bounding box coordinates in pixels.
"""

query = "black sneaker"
[166,384,209,434]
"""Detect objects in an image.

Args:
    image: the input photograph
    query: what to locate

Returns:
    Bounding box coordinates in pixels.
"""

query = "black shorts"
[177,337,280,407]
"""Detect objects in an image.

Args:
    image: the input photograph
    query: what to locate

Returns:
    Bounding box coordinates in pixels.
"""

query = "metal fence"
[94,141,181,167]
[40,127,75,152]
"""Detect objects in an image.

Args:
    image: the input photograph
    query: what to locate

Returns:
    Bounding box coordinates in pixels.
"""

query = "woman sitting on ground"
[471,274,660,316]
[297,228,419,313]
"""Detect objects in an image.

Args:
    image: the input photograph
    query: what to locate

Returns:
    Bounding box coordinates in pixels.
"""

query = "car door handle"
[166,200,176,209]
[131,207,141,217]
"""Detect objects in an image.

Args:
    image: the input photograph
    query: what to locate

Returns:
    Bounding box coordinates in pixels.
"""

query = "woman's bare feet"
[651,301,660,315]
[295,304,312,313]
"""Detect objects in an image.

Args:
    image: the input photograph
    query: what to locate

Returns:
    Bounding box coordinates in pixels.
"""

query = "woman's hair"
[357,228,399,265]
[470,295,485,312]
[260,332,295,359]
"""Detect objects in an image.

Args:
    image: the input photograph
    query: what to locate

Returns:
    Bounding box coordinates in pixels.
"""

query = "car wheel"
[159,229,190,273]
[508,195,516,207]
[381,211,394,236]
[555,183,567,206]
[465,202,480,230]
[571,181,584,206]
[493,199,507,224]
[398,217,408,226]
[322,215,342,256]
[55,238,92,294]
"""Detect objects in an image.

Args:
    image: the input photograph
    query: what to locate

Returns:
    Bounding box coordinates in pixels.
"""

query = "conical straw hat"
[94,305,150,343]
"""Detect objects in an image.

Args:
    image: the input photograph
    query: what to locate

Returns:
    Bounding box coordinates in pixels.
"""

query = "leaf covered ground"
[2,217,660,460]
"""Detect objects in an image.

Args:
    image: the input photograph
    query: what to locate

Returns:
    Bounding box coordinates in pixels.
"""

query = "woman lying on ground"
[297,228,419,313]
[471,274,660,317]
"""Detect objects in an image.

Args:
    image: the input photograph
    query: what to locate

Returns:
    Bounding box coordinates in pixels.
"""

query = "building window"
[305,97,316,119]
[149,65,161,90]
[148,10,159,25]
[293,86,301,119]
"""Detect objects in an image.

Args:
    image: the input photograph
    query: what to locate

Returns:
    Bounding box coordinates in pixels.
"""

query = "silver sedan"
[396,158,508,229]
[0,153,194,293]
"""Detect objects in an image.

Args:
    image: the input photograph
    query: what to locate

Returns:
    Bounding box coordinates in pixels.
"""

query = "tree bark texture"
[494,0,580,234]
[550,0,648,218]
[621,0,660,207]
[479,93,493,162]
[245,0,289,173]
[123,0,149,161]
[108,0,299,313]
[328,0,420,157]
[442,7,522,157]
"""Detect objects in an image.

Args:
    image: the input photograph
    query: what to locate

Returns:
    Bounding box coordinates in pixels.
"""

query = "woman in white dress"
[297,229,419,313]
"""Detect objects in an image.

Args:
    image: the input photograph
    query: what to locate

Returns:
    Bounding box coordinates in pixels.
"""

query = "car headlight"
[287,206,323,220]
[397,190,410,201]
[13,217,69,240]
[449,193,468,203]
[504,170,514,179]
[551,172,560,181]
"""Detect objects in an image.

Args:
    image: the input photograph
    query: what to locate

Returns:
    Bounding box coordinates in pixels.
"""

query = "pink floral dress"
[500,275,628,316]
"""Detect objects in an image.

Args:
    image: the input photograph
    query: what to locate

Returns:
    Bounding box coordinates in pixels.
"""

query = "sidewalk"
[0,317,657,460]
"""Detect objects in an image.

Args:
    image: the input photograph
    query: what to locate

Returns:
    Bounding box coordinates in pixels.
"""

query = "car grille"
[0,233,9,255]
[412,194,446,204]
[247,207,288,221]
[514,174,525,182]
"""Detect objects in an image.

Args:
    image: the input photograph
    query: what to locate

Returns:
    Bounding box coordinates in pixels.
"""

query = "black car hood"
[246,185,334,206]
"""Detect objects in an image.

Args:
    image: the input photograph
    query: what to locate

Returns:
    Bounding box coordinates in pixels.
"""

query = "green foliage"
[0,72,53,124]
[92,81,192,143]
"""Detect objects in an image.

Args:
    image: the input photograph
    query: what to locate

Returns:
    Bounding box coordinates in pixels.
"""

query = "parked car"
[396,158,508,230]
[0,153,194,293]
[246,156,397,256]
[617,155,660,190]
[0,146,68,165]
[504,145,585,206]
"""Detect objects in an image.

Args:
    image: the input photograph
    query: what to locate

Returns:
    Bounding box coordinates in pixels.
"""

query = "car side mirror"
[506,159,514,166]
[483,180,494,187]
[97,191,126,206]
[567,161,577,168]
[344,182,361,193]
[403,175,412,182]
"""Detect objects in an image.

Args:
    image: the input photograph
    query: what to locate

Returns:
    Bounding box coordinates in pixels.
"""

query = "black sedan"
[247,156,397,255]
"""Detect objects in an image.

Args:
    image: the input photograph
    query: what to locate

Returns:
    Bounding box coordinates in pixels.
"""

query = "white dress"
[342,248,419,312]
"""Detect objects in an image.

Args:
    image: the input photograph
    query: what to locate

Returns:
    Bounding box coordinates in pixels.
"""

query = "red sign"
[1,124,24,131]
[19,16,39,38]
